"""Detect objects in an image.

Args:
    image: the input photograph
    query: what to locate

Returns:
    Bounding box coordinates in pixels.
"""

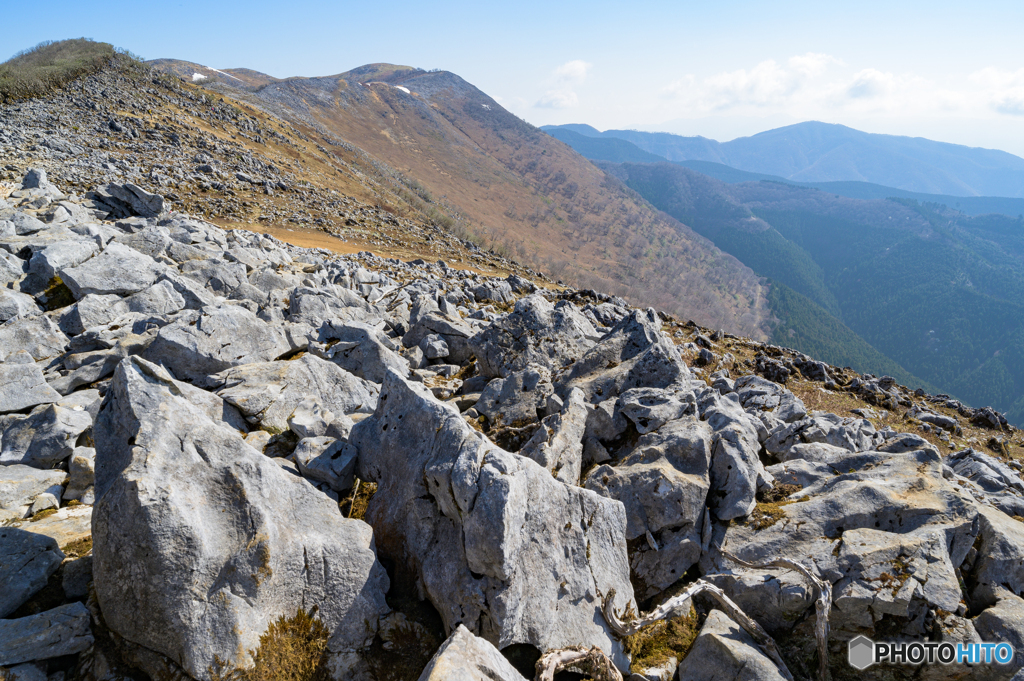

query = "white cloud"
[535,60,592,109]
[970,67,1024,116]
[846,69,896,99]
[788,52,842,78]
[554,59,591,82]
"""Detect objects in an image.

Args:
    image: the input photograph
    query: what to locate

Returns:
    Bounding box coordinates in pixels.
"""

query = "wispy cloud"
[536,59,592,109]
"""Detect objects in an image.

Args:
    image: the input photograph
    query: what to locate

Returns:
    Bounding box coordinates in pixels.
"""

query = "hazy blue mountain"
[544,122,1024,198]
[544,126,1024,217]
[545,128,666,164]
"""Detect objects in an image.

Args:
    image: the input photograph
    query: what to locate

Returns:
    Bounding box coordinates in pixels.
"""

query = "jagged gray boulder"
[556,308,690,403]
[617,386,696,434]
[0,364,61,414]
[28,239,99,281]
[0,466,66,522]
[91,183,165,218]
[92,356,390,680]
[699,389,772,520]
[417,625,528,681]
[475,365,552,428]
[585,417,712,598]
[63,447,96,504]
[215,354,377,433]
[144,305,307,388]
[287,286,377,327]
[0,602,94,666]
[0,528,65,618]
[519,387,588,484]
[58,241,165,298]
[0,403,93,468]
[317,320,410,383]
[733,375,807,423]
[352,369,636,665]
[0,289,40,322]
[765,412,879,457]
[470,294,598,378]
[710,448,977,638]
[676,609,788,681]
[0,315,68,363]
[292,436,357,492]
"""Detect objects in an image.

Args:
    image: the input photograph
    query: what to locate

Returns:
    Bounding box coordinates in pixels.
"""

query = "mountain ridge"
[545,121,1024,197]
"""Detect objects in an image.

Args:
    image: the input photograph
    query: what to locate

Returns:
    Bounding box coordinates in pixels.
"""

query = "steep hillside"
[173,62,770,336]
[546,122,1024,197]
[604,161,1024,423]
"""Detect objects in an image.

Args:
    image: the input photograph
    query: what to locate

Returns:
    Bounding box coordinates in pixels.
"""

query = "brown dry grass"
[210,609,329,681]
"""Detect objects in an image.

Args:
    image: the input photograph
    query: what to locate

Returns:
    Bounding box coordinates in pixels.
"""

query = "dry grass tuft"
[622,607,701,670]
[210,608,329,681]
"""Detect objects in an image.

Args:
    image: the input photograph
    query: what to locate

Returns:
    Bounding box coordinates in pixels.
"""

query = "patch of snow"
[482,104,491,110]
[192,73,208,82]
[206,67,245,83]
[394,86,410,94]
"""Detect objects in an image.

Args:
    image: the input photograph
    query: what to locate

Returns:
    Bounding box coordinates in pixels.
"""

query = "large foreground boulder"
[351,369,636,665]
[92,356,390,680]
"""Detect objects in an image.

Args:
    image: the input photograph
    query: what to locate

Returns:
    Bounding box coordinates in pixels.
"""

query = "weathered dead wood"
[722,551,832,681]
[602,583,794,681]
[534,645,623,681]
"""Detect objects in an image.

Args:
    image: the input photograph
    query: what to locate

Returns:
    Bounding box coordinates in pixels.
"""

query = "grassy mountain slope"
[190,63,771,336]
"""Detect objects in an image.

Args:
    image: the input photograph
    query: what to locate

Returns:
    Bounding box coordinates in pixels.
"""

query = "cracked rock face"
[92,356,390,680]
[351,369,636,666]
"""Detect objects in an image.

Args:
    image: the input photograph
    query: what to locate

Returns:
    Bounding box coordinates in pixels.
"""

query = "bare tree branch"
[534,645,623,681]
[602,584,794,681]
[722,551,832,681]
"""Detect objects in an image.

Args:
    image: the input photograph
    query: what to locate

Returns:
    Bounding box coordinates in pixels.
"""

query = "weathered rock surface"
[214,353,377,433]
[0,465,67,523]
[352,369,636,664]
[416,625,528,681]
[0,365,61,414]
[519,387,588,484]
[58,241,165,298]
[676,609,788,681]
[470,294,598,378]
[0,602,94,666]
[144,304,306,387]
[92,356,390,679]
[0,528,65,618]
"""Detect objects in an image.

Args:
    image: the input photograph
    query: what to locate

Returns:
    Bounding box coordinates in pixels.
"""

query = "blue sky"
[5,1,1024,156]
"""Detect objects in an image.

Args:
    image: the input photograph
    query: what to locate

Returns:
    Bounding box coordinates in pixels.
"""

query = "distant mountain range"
[543,122,1024,199]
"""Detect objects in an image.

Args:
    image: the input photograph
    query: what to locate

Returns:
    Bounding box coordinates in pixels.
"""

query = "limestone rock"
[145,305,306,388]
[0,405,93,468]
[215,354,377,433]
[0,466,66,522]
[475,365,552,429]
[470,294,598,378]
[676,609,788,681]
[293,436,357,492]
[556,308,690,403]
[0,603,94,666]
[519,387,588,484]
[92,356,390,680]
[352,369,636,665]
[0,528,64,618]
[58,241,165,298]
[0,316,68,363]
[417,625,527,681]
[0,365,61,414]
[317,320,410,383]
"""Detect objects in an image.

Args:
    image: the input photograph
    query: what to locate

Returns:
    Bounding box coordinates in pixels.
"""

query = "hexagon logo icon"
[849,635,875,670]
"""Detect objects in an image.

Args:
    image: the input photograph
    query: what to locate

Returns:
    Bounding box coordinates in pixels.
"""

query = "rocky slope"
[1,164,1023,681]
[148,59,770,337]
